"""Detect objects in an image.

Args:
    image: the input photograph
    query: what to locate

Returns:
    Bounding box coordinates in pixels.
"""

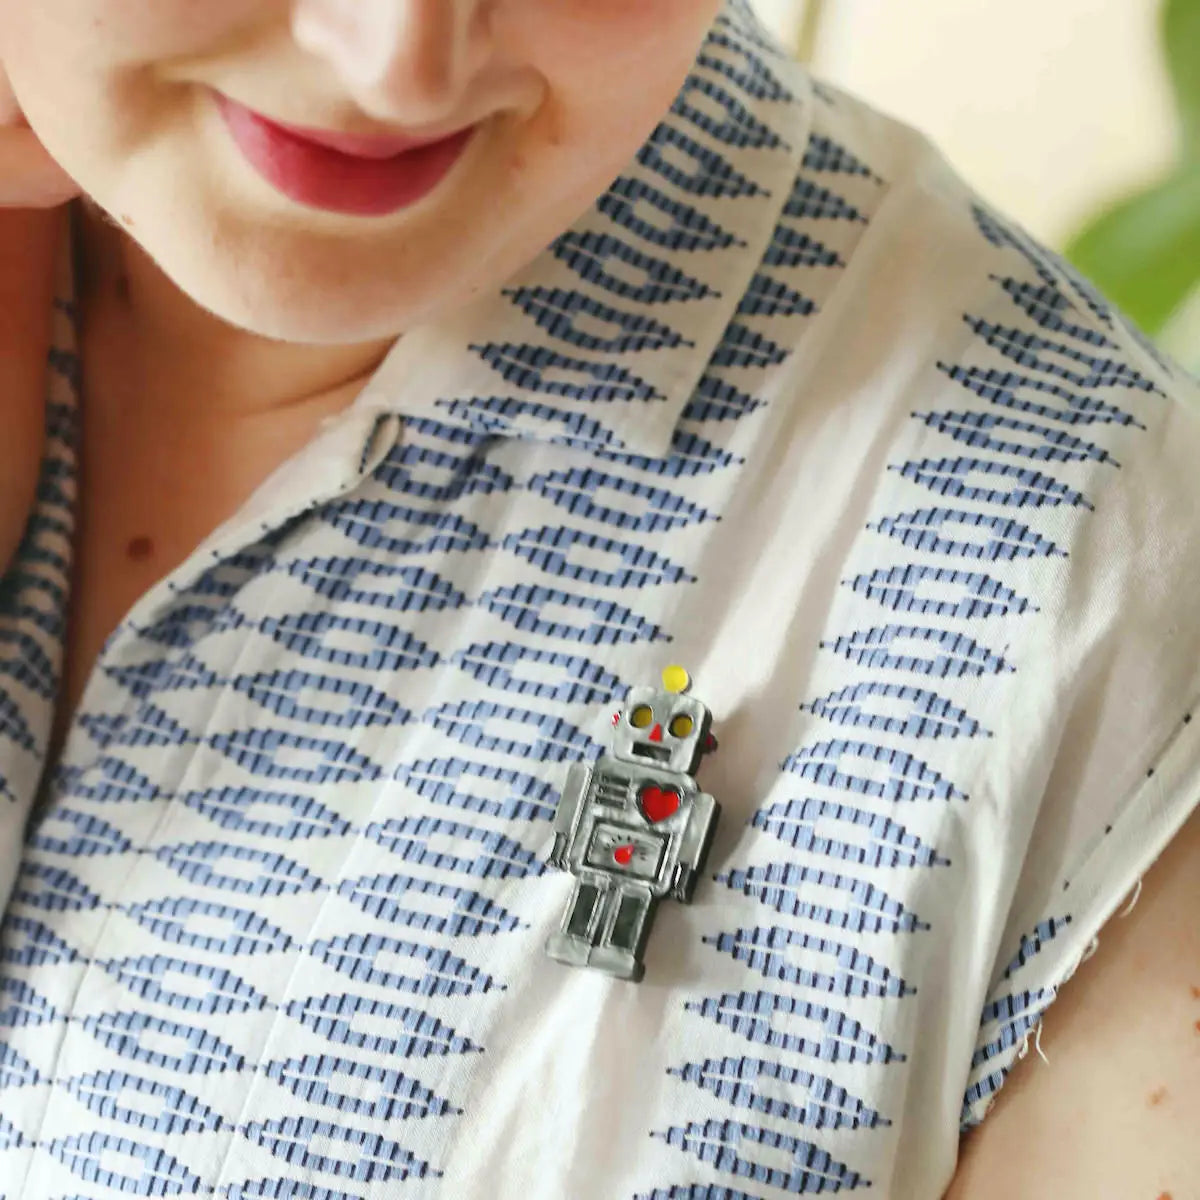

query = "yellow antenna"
[661,664,691,694]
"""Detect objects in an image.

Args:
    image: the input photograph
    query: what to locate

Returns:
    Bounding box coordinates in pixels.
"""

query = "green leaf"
[1163,0,1200,158]
[1063,163,1200,335]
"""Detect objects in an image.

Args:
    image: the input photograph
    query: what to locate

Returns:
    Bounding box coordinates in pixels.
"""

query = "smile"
[211,90,478,217]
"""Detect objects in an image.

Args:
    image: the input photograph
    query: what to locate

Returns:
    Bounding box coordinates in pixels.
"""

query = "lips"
[212,90,477,217]
[262,116,457,160]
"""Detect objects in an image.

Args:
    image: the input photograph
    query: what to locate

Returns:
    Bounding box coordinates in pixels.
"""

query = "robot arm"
[548,761,592,871]
[671,790,719,903]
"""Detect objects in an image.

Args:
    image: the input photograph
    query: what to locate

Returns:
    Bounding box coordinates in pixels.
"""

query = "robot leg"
[545,874,607,972]
[589,883,655,984]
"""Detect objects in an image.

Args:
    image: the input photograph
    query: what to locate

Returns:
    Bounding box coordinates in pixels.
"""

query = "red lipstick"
[213,91,476,217]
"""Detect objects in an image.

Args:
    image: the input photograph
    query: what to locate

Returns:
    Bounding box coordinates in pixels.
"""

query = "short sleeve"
[960,707,1200,1128]
[954,217,1200,1129]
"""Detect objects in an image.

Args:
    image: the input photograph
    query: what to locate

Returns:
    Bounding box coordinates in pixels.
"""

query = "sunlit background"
[751,0,1199,372]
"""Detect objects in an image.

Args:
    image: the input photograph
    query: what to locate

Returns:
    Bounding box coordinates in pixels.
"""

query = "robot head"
[610,683,715,775]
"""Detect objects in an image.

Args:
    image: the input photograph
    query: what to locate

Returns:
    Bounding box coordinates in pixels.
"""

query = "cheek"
[70,0,264,62]
[0,0,256,138]
[505,0,720,167]
[509,0,719,105]
[0,3,97,147]
[2,0,269,106]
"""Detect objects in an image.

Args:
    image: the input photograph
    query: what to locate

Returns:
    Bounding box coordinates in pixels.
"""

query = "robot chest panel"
[587,761,695,824]
[583,823,665,881]
[575,762,694,881]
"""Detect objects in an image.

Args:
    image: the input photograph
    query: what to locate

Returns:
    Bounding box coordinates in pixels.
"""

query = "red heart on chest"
[639,784,681,823]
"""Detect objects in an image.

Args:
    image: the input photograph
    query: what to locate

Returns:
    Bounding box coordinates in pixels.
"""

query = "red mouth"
[263,116,461,160]
[213,90,477,217]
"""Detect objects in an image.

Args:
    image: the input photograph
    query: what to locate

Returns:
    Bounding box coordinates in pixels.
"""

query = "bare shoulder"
[943,801,1200,1200]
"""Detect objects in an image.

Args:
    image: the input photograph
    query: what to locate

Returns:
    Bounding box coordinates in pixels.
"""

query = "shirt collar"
[354,0,810,460]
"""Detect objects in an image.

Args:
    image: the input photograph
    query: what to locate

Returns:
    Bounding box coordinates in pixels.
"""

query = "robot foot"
[545,933,645,983]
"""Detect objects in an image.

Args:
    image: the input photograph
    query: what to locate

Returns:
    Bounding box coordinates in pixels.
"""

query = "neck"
[65,198,400,586]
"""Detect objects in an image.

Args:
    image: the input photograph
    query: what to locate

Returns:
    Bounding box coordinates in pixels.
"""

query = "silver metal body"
[545,684,721,982]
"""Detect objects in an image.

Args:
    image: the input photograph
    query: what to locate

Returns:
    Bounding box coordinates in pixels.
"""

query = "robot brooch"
[545,665,721,983]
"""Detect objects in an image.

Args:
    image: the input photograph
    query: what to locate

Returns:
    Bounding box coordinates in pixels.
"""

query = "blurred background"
[751,0,1200,373]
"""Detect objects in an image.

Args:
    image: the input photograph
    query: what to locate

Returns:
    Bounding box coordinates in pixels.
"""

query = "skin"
[0,207,59,581]
[943,802,1200,1198]
[0,69,80,579]
[0,0,722,409]
[0,0,721,753]
[2,6,1198,1190]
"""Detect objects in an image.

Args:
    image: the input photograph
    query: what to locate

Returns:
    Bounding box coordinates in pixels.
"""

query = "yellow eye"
[668,714,694,738]
[630,705,654,729]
